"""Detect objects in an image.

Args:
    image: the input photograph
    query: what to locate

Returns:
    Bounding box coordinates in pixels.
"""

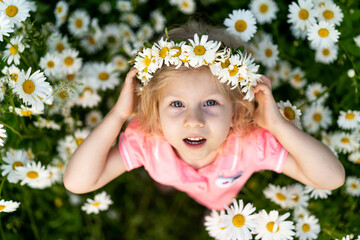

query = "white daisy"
[0,199,20,213]
[185,34,220,67]
[302,103,332,133]
[67,9,90,38]
[0,12,15,41]
[290,24,308,40]
[16,161,51,189]
[111,55,129,72]
[287,183,309,209]
[224,9,257,42]
[85,110,103,128]
[99,1,111,14]
[54,1,68,26]
[265,68,280,88]
[263,184,293,209]
[0,82,5,102]
[219,199,257,240]
[137,23,154,41]
[39,52,62,79]
[278,100,302,129]
[74,85,101,108]
[74,128,90,147]
[2,64,21,88]
[33,117,61,130]
[289,67,307,89]
[116,0,132,12]
[305,82,328,104]
[150,9,166,33]
[254,210,295,240]
[47,32,70,53]
[304,186,332,199]
[0,123,7,147]
[151,38,176,68]
[1,149,30,183]
[249,0,278,24]
[88,62,120,91]
[277,60,292,80]
[307,21,340,49]
[293,207,310,221]
[13,68,53,110]
[177,0,196,15]
[295,215,321,240]
[331,131,359,154]
[335,235,351,240]
[60,48,82,75]
[347,69,355,78]
[120,13,140,27]
[287,0,316,31]
[103,23,122,49]
[204,209,226,239]
[57,135,77,161]
[81,191,113,214]
[315,44,338,64]
[10,104,43,117]
[337,110,360,130]
[354,34,360,48]
[256,38,279,68]
[3,35,26,65]
[348,151,360,164]
[0,0,31,27]
[345,176,360,197]
[315,2,343,26]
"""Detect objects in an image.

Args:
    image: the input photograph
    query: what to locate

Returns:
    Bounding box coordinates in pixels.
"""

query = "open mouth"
[183,137,206,146]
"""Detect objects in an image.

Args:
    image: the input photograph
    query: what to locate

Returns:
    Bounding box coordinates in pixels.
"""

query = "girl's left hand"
[253,75,285,132]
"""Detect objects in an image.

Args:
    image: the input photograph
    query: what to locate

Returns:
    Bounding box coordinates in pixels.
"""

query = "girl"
[63,22,345,210]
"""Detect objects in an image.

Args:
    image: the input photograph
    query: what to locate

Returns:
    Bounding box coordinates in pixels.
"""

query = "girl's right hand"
[113,67,139,120]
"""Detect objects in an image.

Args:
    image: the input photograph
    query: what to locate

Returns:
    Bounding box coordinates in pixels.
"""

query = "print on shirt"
[215,171,243,188]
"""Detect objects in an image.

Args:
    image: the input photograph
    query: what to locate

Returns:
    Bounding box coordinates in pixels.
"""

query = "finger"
[260,75,272,89]
[253,82,272,94]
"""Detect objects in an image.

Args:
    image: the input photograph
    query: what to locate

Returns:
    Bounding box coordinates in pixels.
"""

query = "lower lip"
[183,139,206,149]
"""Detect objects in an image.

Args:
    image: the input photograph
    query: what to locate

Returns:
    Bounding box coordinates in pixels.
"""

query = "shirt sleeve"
[246,128,288,173]
[118,119,147,171]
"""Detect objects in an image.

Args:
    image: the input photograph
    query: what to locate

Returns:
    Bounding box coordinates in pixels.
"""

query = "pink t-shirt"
[118,119,288,210]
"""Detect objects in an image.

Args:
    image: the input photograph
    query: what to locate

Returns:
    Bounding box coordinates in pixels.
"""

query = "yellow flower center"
[59,91,67,99]
[55,198,63,208]
[351,183,358,189]
[171,46,182,57]
[89,36,96,45]
[265,48,272,57]
[345,113,355,120]
[276,193,286,201]
[27,171,39,179]
[12,161,23,170]
[221,59,230,69]
[313,113,322,122]
[160,47,169,58]
[318,28,329,38]
[294,75,301,82]
[23,80,35,94]
[0,205,5,211]
[341,137,349,144]
[64,57,74,66]
[229,65,239,77]
[284,107,296,120]
[6,5,18,17]
[144,56,151,66]
[10,73,18,82]
[314,90,320,96]
[76,138,84,146]
[356,157,360,164]
[20,110,32,116]
[10,44,18,55]
[47,61,55,69]
[302,223,310,232]
[235,20,247,32]
[232,214,245,227]
[194,45,206,56]
[56,6,62,13]
[266,222,279,232]
[322,48,330,56]
[92,202,100,207]
[259,4,268,13]
[181,1,189,8]
[98,72,109,81]
[67,74,75,81]
[75,19,83,28]
[292,194,299,202]
[56,43,65,53]
[323,10,334,20]
[91,116,98,123]
[298,9,309,20]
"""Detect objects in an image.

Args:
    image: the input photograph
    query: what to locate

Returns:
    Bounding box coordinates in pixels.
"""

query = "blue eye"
[204,100,218,106]
[170,101,184,108]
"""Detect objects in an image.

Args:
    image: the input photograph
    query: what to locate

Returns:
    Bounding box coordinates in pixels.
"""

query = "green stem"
[0,121,23,139]
[0,216,6,240]
[23,192,40,240]
[0,177,6,198]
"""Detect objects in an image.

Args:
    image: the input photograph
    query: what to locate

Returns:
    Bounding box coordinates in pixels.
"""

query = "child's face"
[158,68,233,167]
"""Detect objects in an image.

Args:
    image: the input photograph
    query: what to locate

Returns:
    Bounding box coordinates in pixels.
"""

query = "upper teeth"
[187,138,203,141]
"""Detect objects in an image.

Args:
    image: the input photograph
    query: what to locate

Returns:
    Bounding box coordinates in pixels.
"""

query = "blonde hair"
[136,21,256,136]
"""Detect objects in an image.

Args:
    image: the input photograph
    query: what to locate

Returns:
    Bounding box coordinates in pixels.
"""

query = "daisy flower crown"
[133,33,262,101]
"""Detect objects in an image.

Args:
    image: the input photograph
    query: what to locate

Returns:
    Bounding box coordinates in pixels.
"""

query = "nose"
[183,107,205,128]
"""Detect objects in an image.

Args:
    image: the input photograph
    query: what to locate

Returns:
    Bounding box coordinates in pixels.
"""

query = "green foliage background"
[0,0,360,239]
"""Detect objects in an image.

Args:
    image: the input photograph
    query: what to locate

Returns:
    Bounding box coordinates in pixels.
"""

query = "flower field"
[0,0,360,239]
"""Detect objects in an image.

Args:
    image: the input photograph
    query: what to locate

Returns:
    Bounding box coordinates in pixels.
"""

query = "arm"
[63,68,139,194]
[253,76,345,190]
